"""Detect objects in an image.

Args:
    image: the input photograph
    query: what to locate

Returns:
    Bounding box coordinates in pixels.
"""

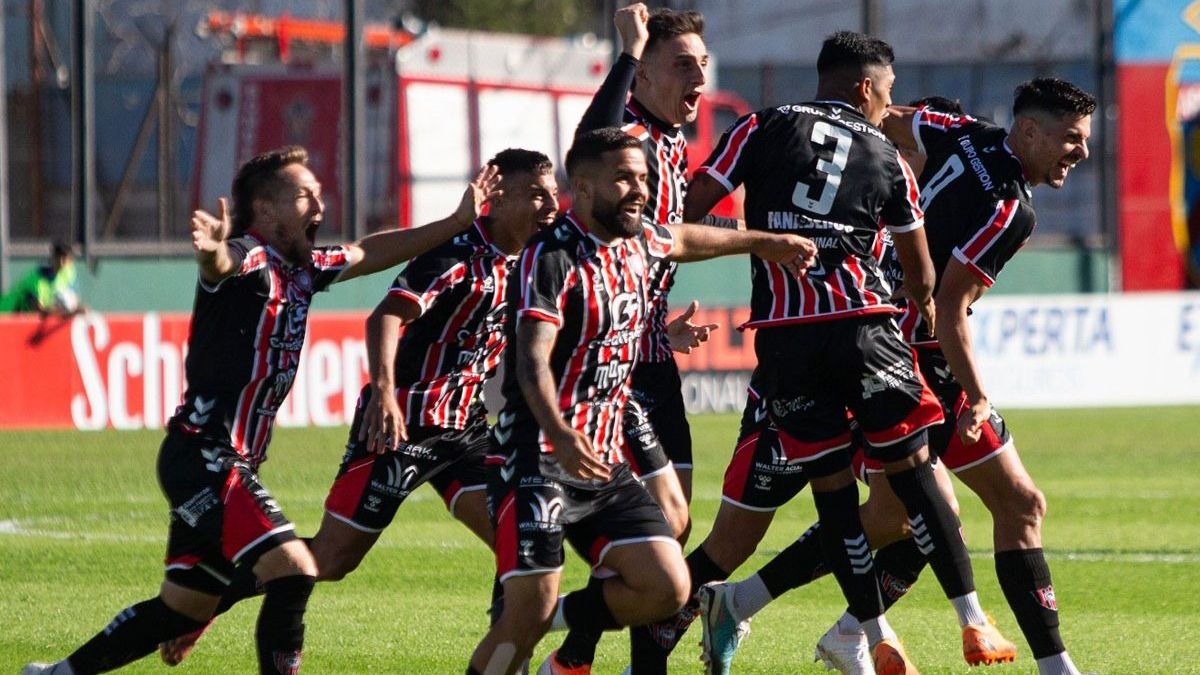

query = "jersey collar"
[244,230,292,266]
[473,216,511,258]
[628,98,682,138]
[1001,139,1033,194]
[565,210,624,248]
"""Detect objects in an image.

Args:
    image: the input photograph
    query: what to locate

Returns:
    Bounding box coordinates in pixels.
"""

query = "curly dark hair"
[1013,78,1097,119]
[230,145,309,236]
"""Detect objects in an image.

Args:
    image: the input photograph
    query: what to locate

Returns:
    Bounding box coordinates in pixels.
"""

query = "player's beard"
[591,193,643,239]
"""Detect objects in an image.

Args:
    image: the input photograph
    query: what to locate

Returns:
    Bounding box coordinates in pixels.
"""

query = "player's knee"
[643,562,691,618]
[256,540,318,582]
[999,479,1046,532]
[315,549,363,582]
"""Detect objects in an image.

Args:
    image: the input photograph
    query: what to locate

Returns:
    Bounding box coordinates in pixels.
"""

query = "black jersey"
[575,55,687,364]
[698,101,923,328]
[387,218,512,430]
[170,232,349,466]
[892,107,1037,345]
[492,211,675,485]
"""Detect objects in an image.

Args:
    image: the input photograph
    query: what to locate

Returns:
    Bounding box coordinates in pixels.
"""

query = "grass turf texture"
[1,407,1197,674]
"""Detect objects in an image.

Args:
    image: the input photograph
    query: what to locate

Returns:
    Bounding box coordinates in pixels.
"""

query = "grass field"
[2,407,1198,674]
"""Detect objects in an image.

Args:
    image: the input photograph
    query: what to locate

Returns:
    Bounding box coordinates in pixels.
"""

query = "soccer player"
[153,149,558,666]
[873,78,1094,675]
[543,5,727,672]
[680,32,993,674]
[466,128,815,675]
[22,145,498,675]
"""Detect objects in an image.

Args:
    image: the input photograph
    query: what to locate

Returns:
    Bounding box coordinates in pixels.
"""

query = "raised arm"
[933,259,991,443]
[515,320,610,481]
[359,294,422,453]
[191,198,241,284]
[575,4,649,135]
[337,165,501,283]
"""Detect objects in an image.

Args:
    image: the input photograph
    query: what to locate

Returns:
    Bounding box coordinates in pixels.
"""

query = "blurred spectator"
[0,241,85,316]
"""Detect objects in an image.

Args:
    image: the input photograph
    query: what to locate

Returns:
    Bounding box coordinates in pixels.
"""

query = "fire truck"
[192,11,748,232]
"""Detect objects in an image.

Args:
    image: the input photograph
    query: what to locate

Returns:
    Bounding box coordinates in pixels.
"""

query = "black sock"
[995,548,1065,658]
[812,484,883,622]
[214,562,263,615]
[556,576,605,667]
[885,460,975,598]
[561,577,620,635]
[66,597,206,673]
[256,575,315,675]
[874,538,927,609]
[488,575,504,627]
[627,547,729,673]
[686,546,729,594]
[465,667,483,675]
[758,522,827,597]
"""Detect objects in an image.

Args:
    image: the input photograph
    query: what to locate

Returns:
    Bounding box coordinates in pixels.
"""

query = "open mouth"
[305,219,321,243]
[682,92,701,111]
[622,201,644,217]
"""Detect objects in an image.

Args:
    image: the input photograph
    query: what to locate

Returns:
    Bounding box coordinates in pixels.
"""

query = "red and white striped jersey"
[171,232,349,467]
[387,218,511,429]
[698,101,923,328]
[492,211,675,487]
[892,107,1036,345]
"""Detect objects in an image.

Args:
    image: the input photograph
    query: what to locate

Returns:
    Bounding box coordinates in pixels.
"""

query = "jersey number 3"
[792,121,853,216]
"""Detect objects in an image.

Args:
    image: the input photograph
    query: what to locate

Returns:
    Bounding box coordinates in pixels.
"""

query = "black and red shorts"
[159,431,296,595]
[720,381,810,511]
[491,456,676,583]
[916,346,1012,472]
[623,358,691,478]
[754,317,944,476]
[323,385,490,532]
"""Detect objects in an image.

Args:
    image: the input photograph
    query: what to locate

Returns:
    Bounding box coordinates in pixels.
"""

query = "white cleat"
[813,622,875,675]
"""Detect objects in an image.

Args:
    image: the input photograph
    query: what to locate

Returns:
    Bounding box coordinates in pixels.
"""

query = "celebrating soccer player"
[465,128,814,675]
[22,145,498,675]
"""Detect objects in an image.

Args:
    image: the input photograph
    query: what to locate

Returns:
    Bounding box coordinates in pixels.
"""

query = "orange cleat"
[962,619,1018,666]
[536,650,592,675]
[159,619,214,667]
[873,638,920,675]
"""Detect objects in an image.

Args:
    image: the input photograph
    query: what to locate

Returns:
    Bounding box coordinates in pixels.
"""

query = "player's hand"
[453,164,503,229]
[615,3,650,59]
[753,234,818,277]
[915,296,936,337]
[191,198,231,254]
[666,300,719,354]
[956,397,990,445]
[360,384,409,454]
[548,427,611,482]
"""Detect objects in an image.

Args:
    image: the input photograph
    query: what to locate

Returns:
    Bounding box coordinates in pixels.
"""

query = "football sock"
[756,522,827,597]
[555,577,604,667]
[885,460,976,598]
[1035,652,1081,675]
[873,537,926,609]
[214,562,263,615]
[465,667,483,675]
[256,575,315,675]
[628,546,729,673]
[812,484,883,624]
[561,578,620,635]
[951,591,989,627]
[860,614,898,646]
[488,576,504,627]
[688,546,730,592]
[728,574,773,621]
[995,548,1067,659]
[66,597,206,673]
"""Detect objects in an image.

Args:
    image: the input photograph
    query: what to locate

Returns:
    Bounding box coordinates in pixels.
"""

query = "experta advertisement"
[2,293,1199,430]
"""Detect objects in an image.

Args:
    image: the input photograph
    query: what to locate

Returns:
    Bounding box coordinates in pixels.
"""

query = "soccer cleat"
[813,622,874,675]
[536,650,591,675]
[962,618,1018,666]
[22,664,69,675]
[872,639,919,675]
[159,619,214,666]
[697,582,752,675]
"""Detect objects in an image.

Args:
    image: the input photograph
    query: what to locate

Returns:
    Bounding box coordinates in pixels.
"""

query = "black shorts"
[491,457,676,582]
[323,385,490,532]
[720,382,810,511]
[159,431,296,595]
[754,317,944,474]
[624,358,692,477]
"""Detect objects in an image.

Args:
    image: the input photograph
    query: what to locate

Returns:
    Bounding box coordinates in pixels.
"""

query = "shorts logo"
[386,461,420,492]
[519,539,536,560]
[529,493,565,529]
[861,361,914,399]
[273,649,303,675]
[1032,585,1057,611]
[174,487,219,527]
[200,447,225,473]
[188,396,215,426]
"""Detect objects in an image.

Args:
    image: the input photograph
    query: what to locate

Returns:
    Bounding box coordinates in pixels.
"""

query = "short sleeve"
[198,236,258,293]
[641,222,676,263]
[515,241,574,327]
[386,246,467,315]
[880,151,925,234]
[310,245,351,292]
[695,112,760,194]
[951,199,1036,287]
[912,106,979,156]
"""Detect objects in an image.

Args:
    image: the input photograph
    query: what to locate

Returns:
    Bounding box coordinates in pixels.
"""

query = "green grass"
[2,407,1198,673]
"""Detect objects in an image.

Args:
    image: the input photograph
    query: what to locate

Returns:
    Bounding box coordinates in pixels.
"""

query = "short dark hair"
[487,148,553,177]
[1013,78,1097,119]
[51,240,72,259]
[565,128,642,177]
[645,9,704,55]
[909,96,965,115]
[817,31,894,78]
[231,145,309,236]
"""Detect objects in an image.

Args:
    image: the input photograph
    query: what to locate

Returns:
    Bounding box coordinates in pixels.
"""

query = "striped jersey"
[387,218,512,429]
[892,107,1036,345]
[492,211,675,488]
[697,101,923,328]
[170,232,349,467]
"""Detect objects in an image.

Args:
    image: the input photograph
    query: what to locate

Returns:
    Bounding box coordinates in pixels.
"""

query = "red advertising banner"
[0,309,758,431]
